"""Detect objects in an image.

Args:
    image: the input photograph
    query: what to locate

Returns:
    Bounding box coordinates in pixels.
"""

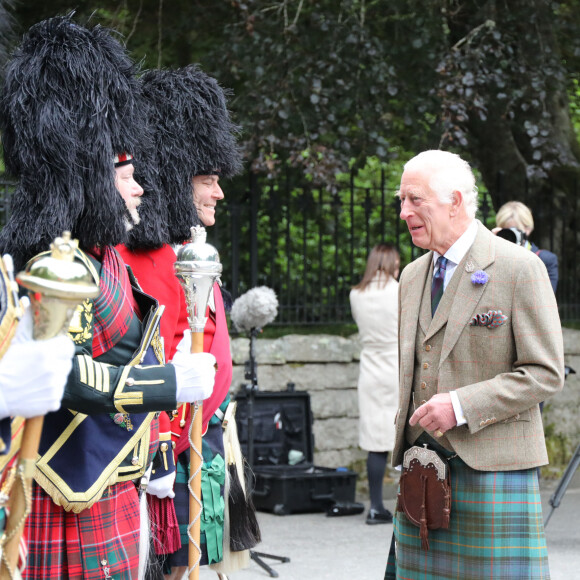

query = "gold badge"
[151,330,165,365]
[69,299,93,344]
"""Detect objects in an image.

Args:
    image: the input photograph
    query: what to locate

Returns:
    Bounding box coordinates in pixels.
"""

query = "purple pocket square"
[469,309,508,328]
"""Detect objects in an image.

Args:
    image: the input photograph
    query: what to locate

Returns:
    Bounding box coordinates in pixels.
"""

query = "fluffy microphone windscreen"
[230,286,278,332]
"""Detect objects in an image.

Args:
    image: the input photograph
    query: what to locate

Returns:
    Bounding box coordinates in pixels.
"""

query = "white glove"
[0,309,75,419]
[147,471,176,499]
[175,329,192,354]
[172,349,216,403]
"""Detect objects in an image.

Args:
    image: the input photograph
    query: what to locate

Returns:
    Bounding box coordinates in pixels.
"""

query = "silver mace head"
[16,231,100,340]
[174,225,222,333]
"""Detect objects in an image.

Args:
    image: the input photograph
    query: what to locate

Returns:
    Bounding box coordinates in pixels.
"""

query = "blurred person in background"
[349,244,399,525]
[493,201,558,293]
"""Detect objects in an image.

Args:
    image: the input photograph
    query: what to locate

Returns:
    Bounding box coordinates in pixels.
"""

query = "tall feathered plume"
[0,15,149,270]
[132,65,243,247]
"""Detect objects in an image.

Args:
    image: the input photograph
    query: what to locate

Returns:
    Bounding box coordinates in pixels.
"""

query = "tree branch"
[157,0,164,68]
[126,0,143,44]
[292,0,305,28]
[451,19,495,51]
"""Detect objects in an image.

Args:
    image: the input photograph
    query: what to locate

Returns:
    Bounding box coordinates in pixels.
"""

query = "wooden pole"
[187,331,205,580]
[174,226,221,580]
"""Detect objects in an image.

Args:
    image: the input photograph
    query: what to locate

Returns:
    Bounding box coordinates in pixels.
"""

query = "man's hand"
[409,393,457,437]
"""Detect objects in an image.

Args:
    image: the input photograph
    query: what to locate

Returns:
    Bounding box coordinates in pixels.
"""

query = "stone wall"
[229,329,580,472]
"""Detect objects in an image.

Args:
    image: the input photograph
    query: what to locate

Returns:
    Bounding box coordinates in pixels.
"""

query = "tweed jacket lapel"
[427,221,495,366]
[399,252,432,391]
[399,252,433,389]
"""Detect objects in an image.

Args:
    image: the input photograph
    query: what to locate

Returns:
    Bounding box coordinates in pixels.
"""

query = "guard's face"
[398,169,455,255]
[192,175,223,227]
[115,163,143,225]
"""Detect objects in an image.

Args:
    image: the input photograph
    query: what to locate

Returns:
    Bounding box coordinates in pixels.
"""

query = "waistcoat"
[405,260,464,450]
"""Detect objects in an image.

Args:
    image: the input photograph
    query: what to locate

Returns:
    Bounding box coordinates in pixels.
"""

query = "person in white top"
[349,244,399,525]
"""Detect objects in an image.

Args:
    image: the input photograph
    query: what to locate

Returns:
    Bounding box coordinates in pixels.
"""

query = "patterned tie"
[431,256,448,316]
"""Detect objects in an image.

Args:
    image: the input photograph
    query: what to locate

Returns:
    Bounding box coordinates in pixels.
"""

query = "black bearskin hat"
[0,15,148,270]
[128,65,242,247]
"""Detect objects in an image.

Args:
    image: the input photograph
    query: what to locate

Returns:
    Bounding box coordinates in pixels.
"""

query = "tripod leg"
[243,334,291,578]
[251,551,279,578]
[544,442,580,528]
[250,550,291,578]
[252,551,290,564]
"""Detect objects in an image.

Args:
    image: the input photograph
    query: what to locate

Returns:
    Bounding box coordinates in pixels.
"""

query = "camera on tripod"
[496,227,528,246]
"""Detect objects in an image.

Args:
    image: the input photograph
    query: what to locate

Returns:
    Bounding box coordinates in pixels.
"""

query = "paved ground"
[198,467,580,580]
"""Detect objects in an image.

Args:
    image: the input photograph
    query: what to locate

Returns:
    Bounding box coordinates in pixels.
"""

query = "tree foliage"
[3,0,580,320]
[202,1,445,183]
[0,0,16,85]
[5,0,447,183]
[438,0,580,230]
[3,2,580,230]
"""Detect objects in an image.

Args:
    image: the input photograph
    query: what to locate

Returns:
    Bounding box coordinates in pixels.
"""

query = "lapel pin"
[471,270,489,285]
[465,261,475,273]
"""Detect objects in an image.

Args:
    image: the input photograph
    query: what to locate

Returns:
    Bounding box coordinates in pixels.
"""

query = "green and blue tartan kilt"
[386,456,550,580]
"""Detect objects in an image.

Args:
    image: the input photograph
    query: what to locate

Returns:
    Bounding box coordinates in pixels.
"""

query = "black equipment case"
[235,388,358,515]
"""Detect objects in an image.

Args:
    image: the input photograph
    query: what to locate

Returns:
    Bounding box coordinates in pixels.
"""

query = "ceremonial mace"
[174,225,222,580]
[0,232,98,580]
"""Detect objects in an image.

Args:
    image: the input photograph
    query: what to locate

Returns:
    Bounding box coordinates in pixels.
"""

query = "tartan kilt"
[162,420,225,569]
[23,480,140,579]
[387,456,550,580]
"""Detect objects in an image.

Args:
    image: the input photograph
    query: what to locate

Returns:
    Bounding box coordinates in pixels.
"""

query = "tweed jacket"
[392,221,564,471]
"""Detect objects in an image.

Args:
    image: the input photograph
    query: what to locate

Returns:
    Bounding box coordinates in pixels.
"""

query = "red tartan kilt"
[24,480,141,579]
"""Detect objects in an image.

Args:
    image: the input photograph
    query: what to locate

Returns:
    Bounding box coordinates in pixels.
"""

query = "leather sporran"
[397,444,452,550]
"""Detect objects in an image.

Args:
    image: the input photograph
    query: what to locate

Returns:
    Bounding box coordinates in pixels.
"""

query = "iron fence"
[210,170,578,325]
[0,172,578,325]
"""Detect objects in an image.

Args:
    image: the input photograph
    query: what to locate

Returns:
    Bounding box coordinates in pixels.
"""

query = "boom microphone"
[230,286,278,332]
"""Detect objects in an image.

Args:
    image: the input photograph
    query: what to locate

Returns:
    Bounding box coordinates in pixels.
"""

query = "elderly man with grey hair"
[386,150,564,579]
